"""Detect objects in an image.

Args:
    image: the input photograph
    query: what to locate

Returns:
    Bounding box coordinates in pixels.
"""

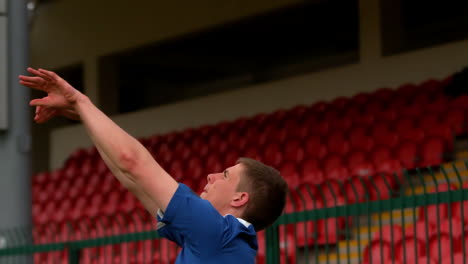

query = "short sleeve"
[156,183,226,253]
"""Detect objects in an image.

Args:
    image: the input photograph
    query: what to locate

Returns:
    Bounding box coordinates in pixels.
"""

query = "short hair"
[236,157,288,231]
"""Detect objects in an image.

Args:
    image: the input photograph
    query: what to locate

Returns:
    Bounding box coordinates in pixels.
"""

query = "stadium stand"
[30,73,468,263]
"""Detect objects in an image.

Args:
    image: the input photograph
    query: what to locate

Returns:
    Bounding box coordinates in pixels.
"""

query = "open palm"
[19,68,82,123]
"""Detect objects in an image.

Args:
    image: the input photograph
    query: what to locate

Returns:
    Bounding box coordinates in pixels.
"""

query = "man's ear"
[231,192,249,208]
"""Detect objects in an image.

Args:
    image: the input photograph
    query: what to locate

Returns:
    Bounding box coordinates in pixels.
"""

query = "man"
[19,68,288,263]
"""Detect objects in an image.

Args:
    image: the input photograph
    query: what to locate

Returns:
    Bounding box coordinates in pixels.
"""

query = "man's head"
[200,157,288,231]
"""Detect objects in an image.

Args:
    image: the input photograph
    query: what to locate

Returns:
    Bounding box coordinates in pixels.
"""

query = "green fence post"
[295,186,310,264]
[441,166,455,264]
[427,167,442,264]
[346,177,363,264]
[265,224,280,264]
[325,180,341,264]
[414,168,430,264]
[456,162,467,262]
[69,244,80,264]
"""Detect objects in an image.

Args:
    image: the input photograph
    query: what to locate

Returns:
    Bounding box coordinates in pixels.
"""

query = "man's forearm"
[74,94,150,179]
[70,93,178,213]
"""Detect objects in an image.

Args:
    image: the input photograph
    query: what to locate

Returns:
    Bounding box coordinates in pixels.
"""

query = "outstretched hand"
[19,68,82,123]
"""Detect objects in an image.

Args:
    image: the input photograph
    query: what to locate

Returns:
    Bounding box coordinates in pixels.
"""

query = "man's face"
[200,163,246,214]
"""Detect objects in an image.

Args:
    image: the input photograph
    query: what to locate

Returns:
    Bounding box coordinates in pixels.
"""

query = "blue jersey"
[156,183,258,264]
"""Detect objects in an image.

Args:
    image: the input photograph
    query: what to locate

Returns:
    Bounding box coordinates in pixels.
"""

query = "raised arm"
[19,68,178,215]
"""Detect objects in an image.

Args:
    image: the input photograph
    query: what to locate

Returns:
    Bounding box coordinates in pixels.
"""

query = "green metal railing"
[2,162,468,263]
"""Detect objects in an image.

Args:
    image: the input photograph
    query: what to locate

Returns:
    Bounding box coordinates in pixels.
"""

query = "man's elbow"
[117,151,141,174]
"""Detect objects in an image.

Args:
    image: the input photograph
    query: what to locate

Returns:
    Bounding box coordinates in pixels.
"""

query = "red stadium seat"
[439,218,464,240]
[404,221,433,242]
[421,79,443,94]
[400,103,424,118]
[205,154,223,174]
[281,119,309,140]
[398,126,425,144]
[326,166,350,182]
[343,176,368,203]
[331,115,354,131]
[369,173,395,200]
[262,143,283,167]
[451,95,468,111]
[396,141,418,169]
[283,139,305,163]
[378,108,398,122]
[418,184,457,227]
[33,171,50,186]
[301,165,325,185]
[445,108,466,135]
[352,92,370,105]
[374,131,399,149]
[319,180,344,202]
[256,231,266,264]
[280,162,300,189]
[364,100,385,115]
[355,112,375,127]
[223,150,239,167]
[49,169,64,182]
[371,147,393,166]
[287,105,308,123]
[331,96,350,110]
[374,159,403,181]
[186,156,205,181]
[243,145,262,162]
[349,127,374,152]
[395,236,425,263]
[396,83,419,97]
[346,151,367,168]
[323,109,340,124]
[323,154,343,172]
[453,199,468,224]
[420,137,446,167]
[371,121,391,137]
[348,126,367,141]
[420,114,440,130]
[350,162,375,179]
[53,199,73,225]
[450,253,468,264]
[316,204,347,245]
[279,231,297,264]
[426,97,448,114]
[428,234,454,263]
[394,118,415,135]
[373,87,394,102]
[411,93,431,107]
[301,157,320,171]
[305,135,328,160]
[310,119,330,136]
[37,181,55,204]
[373,224,403,244]
[326,131,350,156]
[363,241,392,264]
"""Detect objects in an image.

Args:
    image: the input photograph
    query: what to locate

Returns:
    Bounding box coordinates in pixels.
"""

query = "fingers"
[19,79,47,91]
[37,68,59,82]
[29,97,50,107]
[35,107,57,123]
[27,67,52,82]
[19,72,49,92]
[19,76,44,84]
